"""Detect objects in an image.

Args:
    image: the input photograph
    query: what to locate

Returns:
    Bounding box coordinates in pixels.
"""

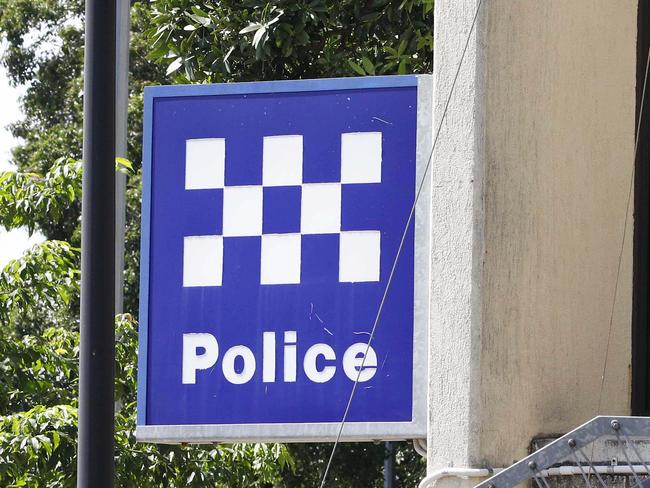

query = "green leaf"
[398,38,408,56]
[186,13,210,27]
[348,60,366,75]
[166,57,183,76]
[361,57,376,75]
[267,12,283,27]
[190,6,210,18]
[41,438,52,456]
[115,157,134,175]
[223,46,235,73]
[252,26,268,48]
[239,23,261,34]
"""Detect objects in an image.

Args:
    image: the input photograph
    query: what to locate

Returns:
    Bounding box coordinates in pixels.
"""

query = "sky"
[0,53,43,268]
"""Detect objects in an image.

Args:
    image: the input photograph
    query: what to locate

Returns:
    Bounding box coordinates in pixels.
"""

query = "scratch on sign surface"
[381,353,389,371]
[372,116,393,125]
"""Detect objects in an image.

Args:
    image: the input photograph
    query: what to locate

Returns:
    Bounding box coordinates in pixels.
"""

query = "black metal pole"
[384,441,395,488]
[77,0,116,485]
[114,0,130,314]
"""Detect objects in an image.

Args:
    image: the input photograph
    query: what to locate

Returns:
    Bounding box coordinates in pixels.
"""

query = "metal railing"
[475,416,650,488]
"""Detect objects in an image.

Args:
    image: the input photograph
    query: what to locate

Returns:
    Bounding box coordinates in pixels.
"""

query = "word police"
[183,331,378,385]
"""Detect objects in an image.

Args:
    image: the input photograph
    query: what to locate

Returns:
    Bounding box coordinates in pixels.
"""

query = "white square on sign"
[261,234,301,285]
[223,186,263,236]
[339,231,380,282]
[341,132,382,184]
[185,138,225,189]
[183,235,223,287]
[301,183,341,234]
[263,135,303,186]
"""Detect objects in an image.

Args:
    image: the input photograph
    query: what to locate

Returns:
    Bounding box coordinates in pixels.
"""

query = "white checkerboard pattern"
[183,133,382,286]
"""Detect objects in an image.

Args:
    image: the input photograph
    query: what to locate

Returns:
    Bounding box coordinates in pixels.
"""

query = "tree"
[0,313,292,487]
[0,0,431,484]
[0,162,293,486]
[0,0,162,312]
[147,0,433,83]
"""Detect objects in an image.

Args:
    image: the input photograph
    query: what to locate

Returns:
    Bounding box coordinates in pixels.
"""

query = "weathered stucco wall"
[428,0,486,473]
[480,0,636,466]
[429,0,637,477]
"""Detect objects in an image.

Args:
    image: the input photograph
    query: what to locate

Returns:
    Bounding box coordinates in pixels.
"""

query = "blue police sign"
[137,75,431,442]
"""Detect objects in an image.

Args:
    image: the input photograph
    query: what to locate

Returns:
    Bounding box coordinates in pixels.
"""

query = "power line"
[597,45,650,415]
[317,1,484,486]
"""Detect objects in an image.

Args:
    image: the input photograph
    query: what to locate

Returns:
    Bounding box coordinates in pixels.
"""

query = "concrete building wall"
[429,0,637,478]
[480,0,636,466]
[428,0,487,472]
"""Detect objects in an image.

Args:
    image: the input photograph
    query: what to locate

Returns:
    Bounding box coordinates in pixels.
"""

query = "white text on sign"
[182,331,378,385]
